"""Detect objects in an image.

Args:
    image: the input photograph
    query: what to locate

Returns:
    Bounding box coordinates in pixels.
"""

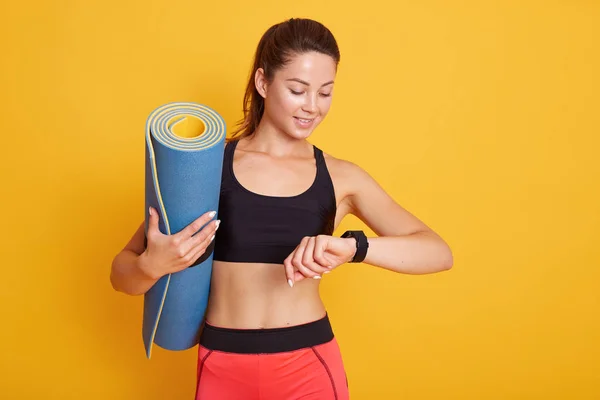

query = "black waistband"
[199,313,334,354]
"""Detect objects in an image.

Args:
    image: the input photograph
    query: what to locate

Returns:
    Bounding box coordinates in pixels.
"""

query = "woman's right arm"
[110,208,219,296]
[110,221,159,296]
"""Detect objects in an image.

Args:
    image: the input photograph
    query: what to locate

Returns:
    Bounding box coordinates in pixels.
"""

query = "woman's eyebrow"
[285,78,335,87]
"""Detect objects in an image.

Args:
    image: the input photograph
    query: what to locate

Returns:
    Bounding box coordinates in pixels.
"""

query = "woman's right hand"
[138,206,220,280]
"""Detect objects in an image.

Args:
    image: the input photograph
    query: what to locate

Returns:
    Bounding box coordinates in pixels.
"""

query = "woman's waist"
[205,292,326,330]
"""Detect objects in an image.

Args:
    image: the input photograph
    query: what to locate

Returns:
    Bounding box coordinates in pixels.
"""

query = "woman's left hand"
[283,235,356,287]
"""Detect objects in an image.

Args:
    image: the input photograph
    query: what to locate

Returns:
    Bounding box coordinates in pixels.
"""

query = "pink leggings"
[195,313,350,399]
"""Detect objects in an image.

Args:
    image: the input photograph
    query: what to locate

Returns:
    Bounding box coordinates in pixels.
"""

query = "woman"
[111,17,453,400]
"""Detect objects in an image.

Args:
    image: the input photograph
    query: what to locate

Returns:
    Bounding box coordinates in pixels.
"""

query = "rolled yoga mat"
[142,102,226,359]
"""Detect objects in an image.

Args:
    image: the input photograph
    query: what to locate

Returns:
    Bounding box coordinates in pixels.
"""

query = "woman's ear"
[254,68,268,98]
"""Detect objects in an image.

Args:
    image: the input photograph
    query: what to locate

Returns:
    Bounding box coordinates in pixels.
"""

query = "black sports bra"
[212,139,337,264]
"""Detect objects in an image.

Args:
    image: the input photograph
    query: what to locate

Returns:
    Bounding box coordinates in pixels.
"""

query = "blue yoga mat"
[142,102,226,359]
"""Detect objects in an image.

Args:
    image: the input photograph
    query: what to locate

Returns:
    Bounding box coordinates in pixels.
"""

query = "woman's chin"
[285,122,320,140]
[288,130,313,140]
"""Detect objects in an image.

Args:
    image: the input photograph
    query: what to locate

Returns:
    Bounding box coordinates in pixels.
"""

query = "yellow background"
[1,0,598,398]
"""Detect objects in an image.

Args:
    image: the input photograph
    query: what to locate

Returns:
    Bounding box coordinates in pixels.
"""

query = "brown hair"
[229,18,341,141]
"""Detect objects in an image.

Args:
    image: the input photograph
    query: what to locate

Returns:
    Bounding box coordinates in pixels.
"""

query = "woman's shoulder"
[319,148,377,201]
[321,149,367,179]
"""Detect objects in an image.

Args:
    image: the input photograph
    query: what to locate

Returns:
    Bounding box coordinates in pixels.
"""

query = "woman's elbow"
[441,245,454,270]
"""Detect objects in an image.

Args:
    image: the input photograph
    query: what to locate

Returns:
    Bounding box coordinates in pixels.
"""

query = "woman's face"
[256,51,337,140]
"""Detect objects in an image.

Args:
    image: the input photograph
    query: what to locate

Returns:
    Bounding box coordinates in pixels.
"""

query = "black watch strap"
[341,230,369,263]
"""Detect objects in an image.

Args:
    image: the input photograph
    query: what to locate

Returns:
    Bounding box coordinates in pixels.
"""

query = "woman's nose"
[301,94,318,113]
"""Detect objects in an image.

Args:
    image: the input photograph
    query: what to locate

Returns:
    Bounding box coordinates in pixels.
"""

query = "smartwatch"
[341,230,369,263]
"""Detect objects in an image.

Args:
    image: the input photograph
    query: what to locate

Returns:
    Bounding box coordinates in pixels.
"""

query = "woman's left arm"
[283,160,453,285]
[343,161,453,275]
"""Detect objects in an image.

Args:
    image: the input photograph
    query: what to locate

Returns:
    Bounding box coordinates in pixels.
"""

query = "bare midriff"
[204,260,326,329]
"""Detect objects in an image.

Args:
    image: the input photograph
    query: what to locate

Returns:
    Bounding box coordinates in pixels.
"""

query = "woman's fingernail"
[313,275,321,279]
[210,235,215,242]
[209,211,216,218]
[328,265,333,269]
[288,279,294,288]
[324,270,331,274]
[215,220,221,229]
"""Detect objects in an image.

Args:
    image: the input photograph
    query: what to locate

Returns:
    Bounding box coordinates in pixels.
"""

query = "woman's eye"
[289,89,332,97]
